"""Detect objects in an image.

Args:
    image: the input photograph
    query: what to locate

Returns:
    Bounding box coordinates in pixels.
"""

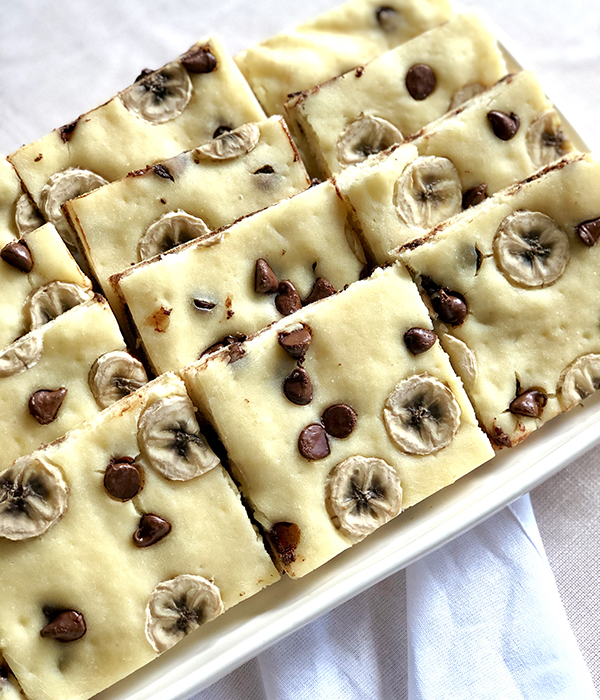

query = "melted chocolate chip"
[181,46,218,74]
[253,165,275,175]
[40,610,86,642]
[153,164,174,181]
[404,327,436,355]
[275,280,302,316]
[193,298,217,311]
[133,513,172,547]
[201,333,247,357]
[462,183,488,209]
[254,258,279,294]
[375,6,400,31]
[487,111,520,140]
[304,278,336,305]
[432,289,468,326]
[406,64,436,101]
[104,458,143,501]
[1,240,33,273]
[213,125,232,139]
[298,423,330,460]
[509,389,547,418]
[576,217,600,247]
[277,325,312,361]
[134,68,154,83]
[321,404,357,438]
[59,118,79,143]
[227,342,245,364]
[269,522,301,565]
[283,367,313,406]
[28,388,67,425]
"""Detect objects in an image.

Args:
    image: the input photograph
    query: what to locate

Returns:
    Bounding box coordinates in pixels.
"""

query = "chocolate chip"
[254,165,275,175]
[576,217,600,247]
[298,423,330,460]
[227,342,245,364]
[404,327,436,354]
[181,46,218,74]
[153,164,174,181]
[322,404,357,438]
[275,280,302,316]
[432,289,468,326]
[355,66,365,78]
[254,258,279,294]
[487,111,520,140]
[475,245,484,274]
[1,240,33,273]
[40,610,86,642]
[213,125,232,139]
[133,513,172,548]
[0,664,8,679]
[509,389,547,418]
[462,183,488,209]
[406,64,436,101]
[283,367,313,405]
[28,388,67,425]
[104,458,143,501]
[304,278,336,305]
[375,6,400,31]
[277,324,312,361]
[201,333,247,357]
[59,118,79,143]
[134,68,154,83]
[269,522,301,565]
[193,298,217,311]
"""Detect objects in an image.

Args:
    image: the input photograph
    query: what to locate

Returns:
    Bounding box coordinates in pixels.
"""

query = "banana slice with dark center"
[526,110,573,169]
[326,455,402,542]
[145,574,224,653]
[493,210,570,288]
[138,210,211,261]
[0,334,43,378]
[394,156,462,229]
[26,281,94,330]
[89,351,148,409]
[120,62,192,124]
[0,455,68,540]
[15,193,44,235]
[557,353,600,410]
[193,122,261,161]
[337,115,403,168]
[383,373,461,454]
[137,396,219,480]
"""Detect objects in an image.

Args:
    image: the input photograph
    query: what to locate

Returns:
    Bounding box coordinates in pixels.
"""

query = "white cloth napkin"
[195,495,597,700]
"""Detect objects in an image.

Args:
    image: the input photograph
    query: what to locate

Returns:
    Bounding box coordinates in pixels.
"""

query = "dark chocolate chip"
[104,458,143,501]
[432,289,468,326]
[254,258,279,294]
[321,404,357,438]
[462,183,488,209]
[134,68,154,83]
[153,164,174,181]
[487,111,520,140]
[283,367,313,406]
[253,165,275,175]
[304,278,336,305]
[375,6,400,31]
[310,177,322,187]
[269,522,301,565]
[298,423,330,460]
[193,298,217,311]
[275,280,302,316]
[404,327,436,355]
[40,610,86,642]
[28,388,67,425]
[213,125,232,139]
[509,389,547,418]
[475,245,484,274]
[277,324,312,361]
[133,513,172,548]
[576,217,600,247]
[490,425,512,448]
[181,47,218,74]
[200,333,247,357]
[227,342,245,364]
[1,240,33,273]
[59,118,79,143]
[406,64,436,101]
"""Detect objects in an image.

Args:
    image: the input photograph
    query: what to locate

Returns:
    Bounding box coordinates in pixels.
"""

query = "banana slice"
[193,123,260,161]
[89,351,148,409]
[138,210,211,262]
[0,455,68,540]
[557,353,600,410]
[39,167,108,246]
[440,334,478,386]
[493,210,570,288]
[15,193,44,235]
[383,373,461,454]
[0,334,43,378]
[26,281,94,330]
[137,396,219,480]
[449,82,485,111]
[337,115,403,168]
[120,62,192,124]
[145,574,224,653]
[326,455,402,542]
[526,110,573,169]
[394,156,462,230]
